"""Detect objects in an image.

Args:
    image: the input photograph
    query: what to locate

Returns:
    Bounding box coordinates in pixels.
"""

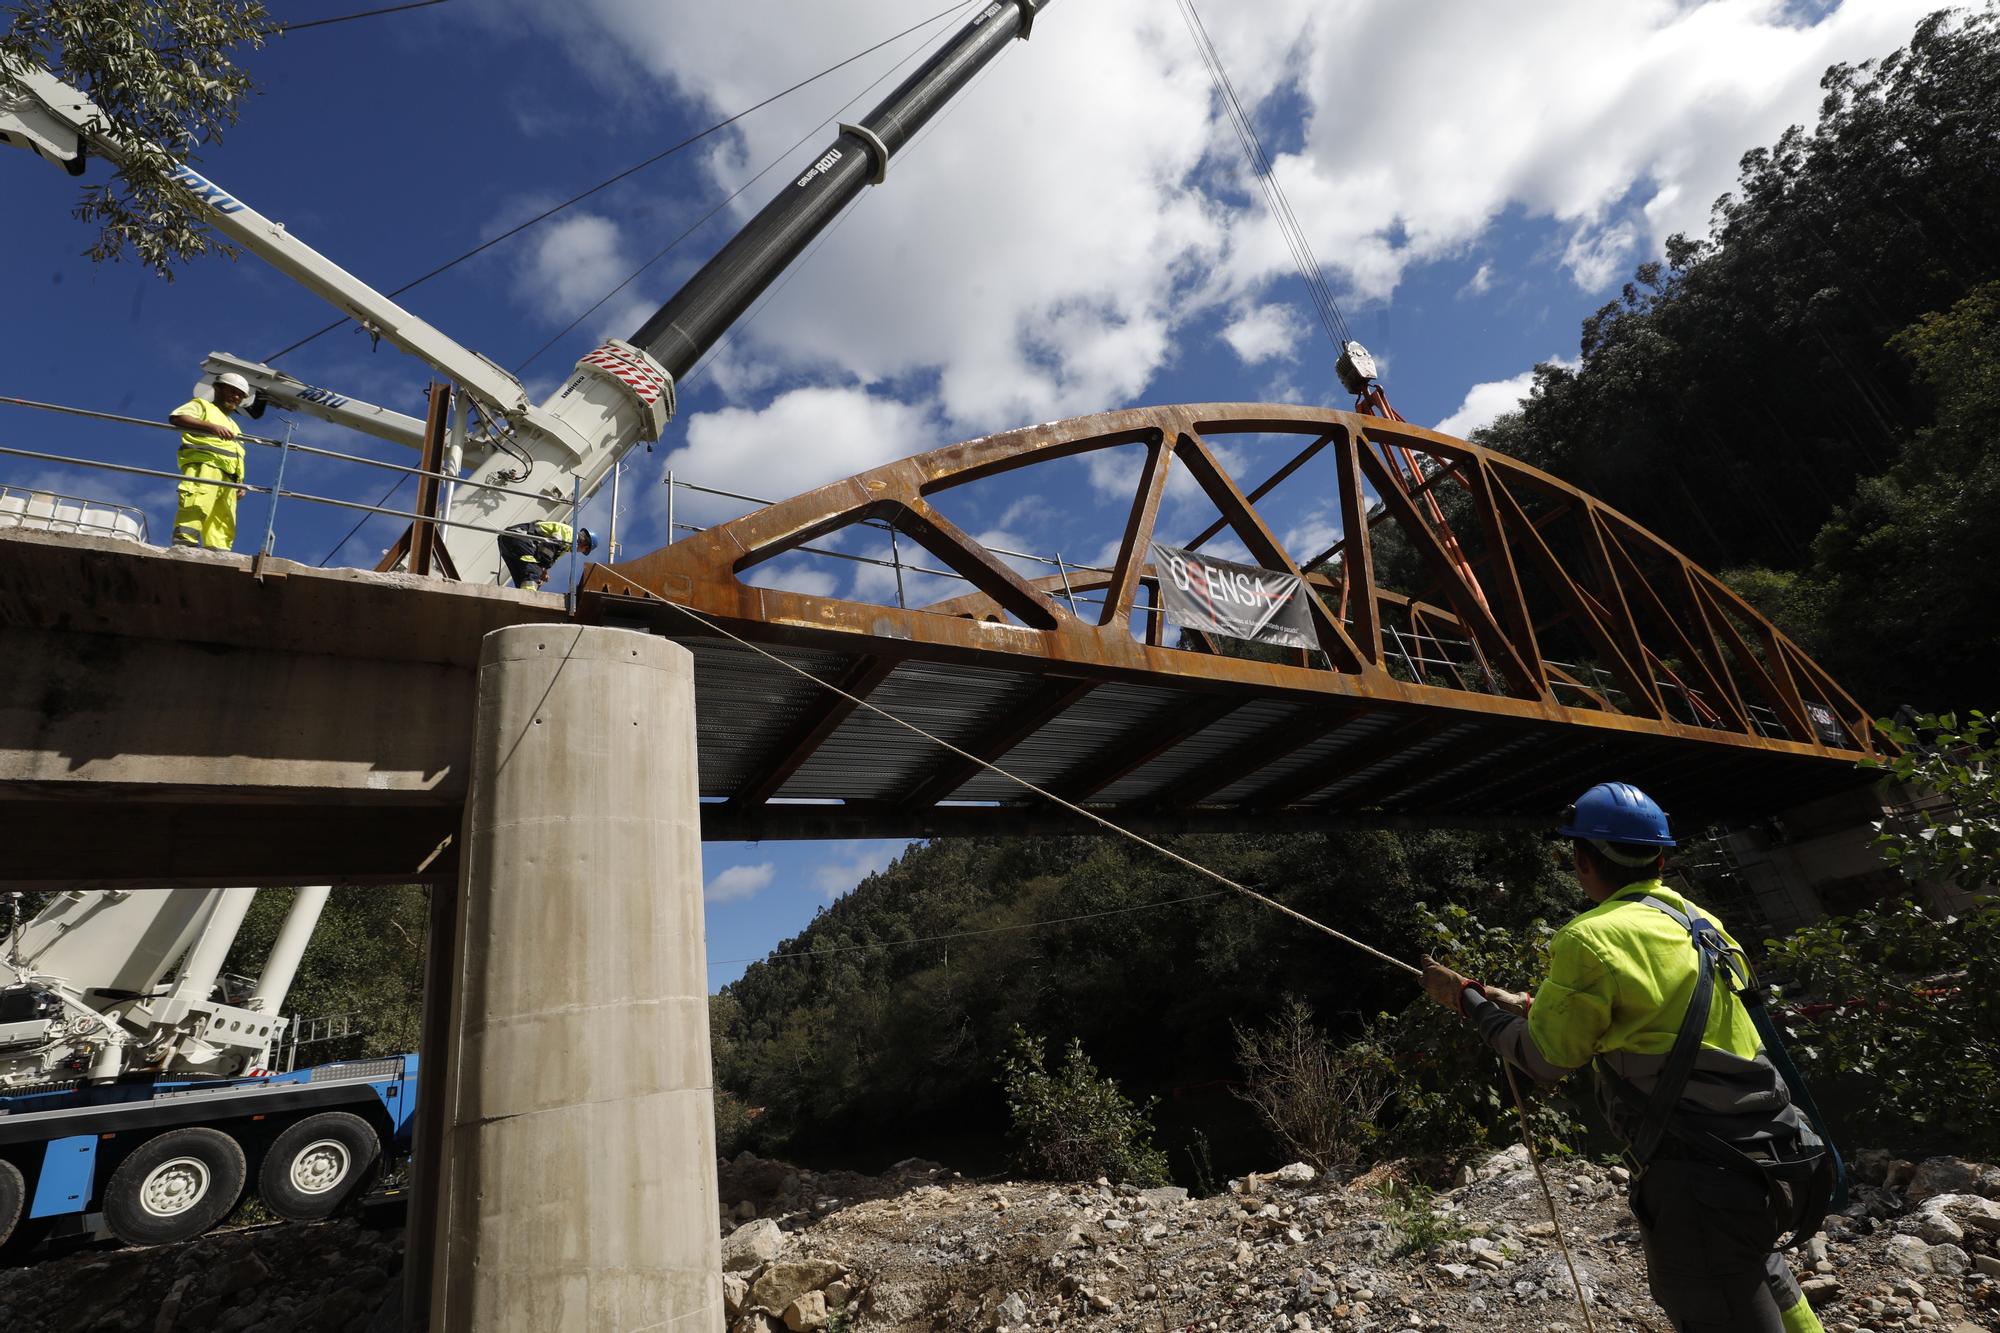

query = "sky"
[0,0,1947,989]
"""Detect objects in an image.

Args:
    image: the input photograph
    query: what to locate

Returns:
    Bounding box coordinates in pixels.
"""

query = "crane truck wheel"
[102,1127,247,1246]
[0,1160,23,1248]
[258,1112,381,1222]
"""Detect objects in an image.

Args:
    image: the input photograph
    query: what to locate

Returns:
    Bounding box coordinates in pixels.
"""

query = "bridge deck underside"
[678,635,1870,842]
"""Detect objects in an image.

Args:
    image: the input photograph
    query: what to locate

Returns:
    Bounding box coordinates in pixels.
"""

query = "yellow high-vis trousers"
[174,451,242,550]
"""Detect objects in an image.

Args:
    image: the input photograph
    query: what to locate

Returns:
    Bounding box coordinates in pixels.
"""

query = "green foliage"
[1473,11,2000,711]
[1765,896,2000,1153]
[1000,1027,1169,1186]
[1375,1179,1470,1257]
[1182,1128,1221,1199]
[711,829,1581,1164]
[1232,997,1393,1177]
[1794,285,2000,708]
[0,0,269,277]
[1372,903,1586,1160]
[225,885,428,1063]
[1864,710,2000,888]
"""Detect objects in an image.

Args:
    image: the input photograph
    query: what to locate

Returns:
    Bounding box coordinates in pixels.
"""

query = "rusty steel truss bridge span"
[578,402,1881,843]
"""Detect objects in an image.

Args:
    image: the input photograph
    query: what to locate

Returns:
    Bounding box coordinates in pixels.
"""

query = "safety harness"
[1598,895,1844,1251]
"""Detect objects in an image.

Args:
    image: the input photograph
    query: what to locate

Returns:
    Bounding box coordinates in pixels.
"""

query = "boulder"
[1887,1235,1936,1274]
[1907,1157,1980,1203]
[1273,1163,1318,1185]
[723,1273,750,1318]
[1929,1244,1972,1277]
[782,1290,828,1332]
[748,1259,845,1313]
[1138,1186,1190,1208]
[722,1219,786,1273]
[1924,1192,2000,1220]
[1898,1212,1965,1246]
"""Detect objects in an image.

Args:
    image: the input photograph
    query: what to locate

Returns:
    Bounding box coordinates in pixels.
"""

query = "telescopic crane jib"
[0,0,1054,586]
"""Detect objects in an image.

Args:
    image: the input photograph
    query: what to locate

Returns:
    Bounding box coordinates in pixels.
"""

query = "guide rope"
[595,575,1600,1331]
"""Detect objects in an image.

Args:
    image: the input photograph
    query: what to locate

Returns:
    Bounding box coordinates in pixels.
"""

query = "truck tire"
[258,1112,380,1222]
[102,1127,246,1246]
[0,1160,23,1248]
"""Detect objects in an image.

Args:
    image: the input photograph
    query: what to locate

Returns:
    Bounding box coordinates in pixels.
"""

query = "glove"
[1484,986,1533,1017]
[1420,955,1480,1014]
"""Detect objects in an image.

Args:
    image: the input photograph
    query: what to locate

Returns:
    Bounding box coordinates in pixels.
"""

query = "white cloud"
[664,385,936,521]
[1561,220,1639,293]
[515,213,631,321]
[1458,262,1495,299]
[810,842,900,899]
[1221,304,1307,365]
[1433,358,1576,439]
[494,0,1942,423]
[705,861,775,904]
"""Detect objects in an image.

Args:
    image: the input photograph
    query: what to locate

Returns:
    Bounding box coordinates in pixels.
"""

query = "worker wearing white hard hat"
[166,372,253,549]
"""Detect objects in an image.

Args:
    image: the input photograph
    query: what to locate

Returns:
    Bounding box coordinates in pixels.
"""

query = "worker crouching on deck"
[497,520,595,589]
[1420,782,1838,1333]
[167,372,251,550]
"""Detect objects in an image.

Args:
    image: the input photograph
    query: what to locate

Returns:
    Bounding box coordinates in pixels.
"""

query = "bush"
[1765,895,2000,1153]
[1000,1027,1169,1186]
[1232,997,1394,1177]
[1865,710,1999,890]
[1376,1179,1471,1257]
[1370,904,1586,1161]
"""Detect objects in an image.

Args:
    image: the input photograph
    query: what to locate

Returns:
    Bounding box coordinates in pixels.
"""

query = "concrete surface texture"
[431,624,722,1332]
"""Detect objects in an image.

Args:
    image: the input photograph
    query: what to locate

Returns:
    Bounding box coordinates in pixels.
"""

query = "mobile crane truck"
[0,0,1054,1255]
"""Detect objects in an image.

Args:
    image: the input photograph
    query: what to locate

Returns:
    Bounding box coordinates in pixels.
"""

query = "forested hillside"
[713,7,2000,1175]
[1476,6,2000,709]
[713,831,1579,1175]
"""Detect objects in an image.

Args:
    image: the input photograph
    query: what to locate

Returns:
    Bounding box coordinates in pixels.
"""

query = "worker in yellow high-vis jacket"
[496,519,596,589]
[1422,782,1836,1333]
[166,372,251,549]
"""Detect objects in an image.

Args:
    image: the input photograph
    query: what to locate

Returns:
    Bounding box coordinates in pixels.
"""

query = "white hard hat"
[215,372,251,395]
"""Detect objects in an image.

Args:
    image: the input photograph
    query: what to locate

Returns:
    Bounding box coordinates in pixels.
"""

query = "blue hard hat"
[575,527,597,555]
[1557,782,1675,848]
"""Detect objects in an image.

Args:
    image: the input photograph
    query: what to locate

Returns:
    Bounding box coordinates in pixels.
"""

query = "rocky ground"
[3,1149,1996,1333]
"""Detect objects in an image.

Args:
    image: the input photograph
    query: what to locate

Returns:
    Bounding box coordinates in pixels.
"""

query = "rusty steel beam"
[1245,716,1444,812]
[895,677,1097,808]
[727,654,899,808]
[1050,694,1244,802]
[700,802,1543,842]
[1153,706,1356,810]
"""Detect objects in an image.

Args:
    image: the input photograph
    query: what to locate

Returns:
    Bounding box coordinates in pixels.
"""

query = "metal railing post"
[568,472,584,613]
[889,526,906,608]
[261,419,295,557]
[1055,552,1078,615]
[666,469,676,545]
[609,461,622,562]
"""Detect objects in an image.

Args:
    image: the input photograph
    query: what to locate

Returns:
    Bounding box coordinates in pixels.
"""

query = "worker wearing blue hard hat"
[1422,782,1838,1333]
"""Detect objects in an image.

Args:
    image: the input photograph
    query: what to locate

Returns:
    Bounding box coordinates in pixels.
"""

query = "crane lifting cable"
[1171,2,1495,642]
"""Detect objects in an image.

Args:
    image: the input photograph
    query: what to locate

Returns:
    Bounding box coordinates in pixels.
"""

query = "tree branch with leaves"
[1,0,269,278]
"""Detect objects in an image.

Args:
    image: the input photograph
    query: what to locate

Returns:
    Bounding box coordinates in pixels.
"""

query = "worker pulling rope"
[595,573,1604,1329]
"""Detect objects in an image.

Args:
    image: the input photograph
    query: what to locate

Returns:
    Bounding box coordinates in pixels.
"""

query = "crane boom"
[2,0,1055,586]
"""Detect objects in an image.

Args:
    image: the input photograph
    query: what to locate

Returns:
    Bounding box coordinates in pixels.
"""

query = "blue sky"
[0,0,1944,988]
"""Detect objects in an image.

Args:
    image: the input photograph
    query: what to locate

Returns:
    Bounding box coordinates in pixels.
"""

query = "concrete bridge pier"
[426,624,721,1332]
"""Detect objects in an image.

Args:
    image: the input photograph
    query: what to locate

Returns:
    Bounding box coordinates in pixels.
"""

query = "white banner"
[1150,543,1314,649]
